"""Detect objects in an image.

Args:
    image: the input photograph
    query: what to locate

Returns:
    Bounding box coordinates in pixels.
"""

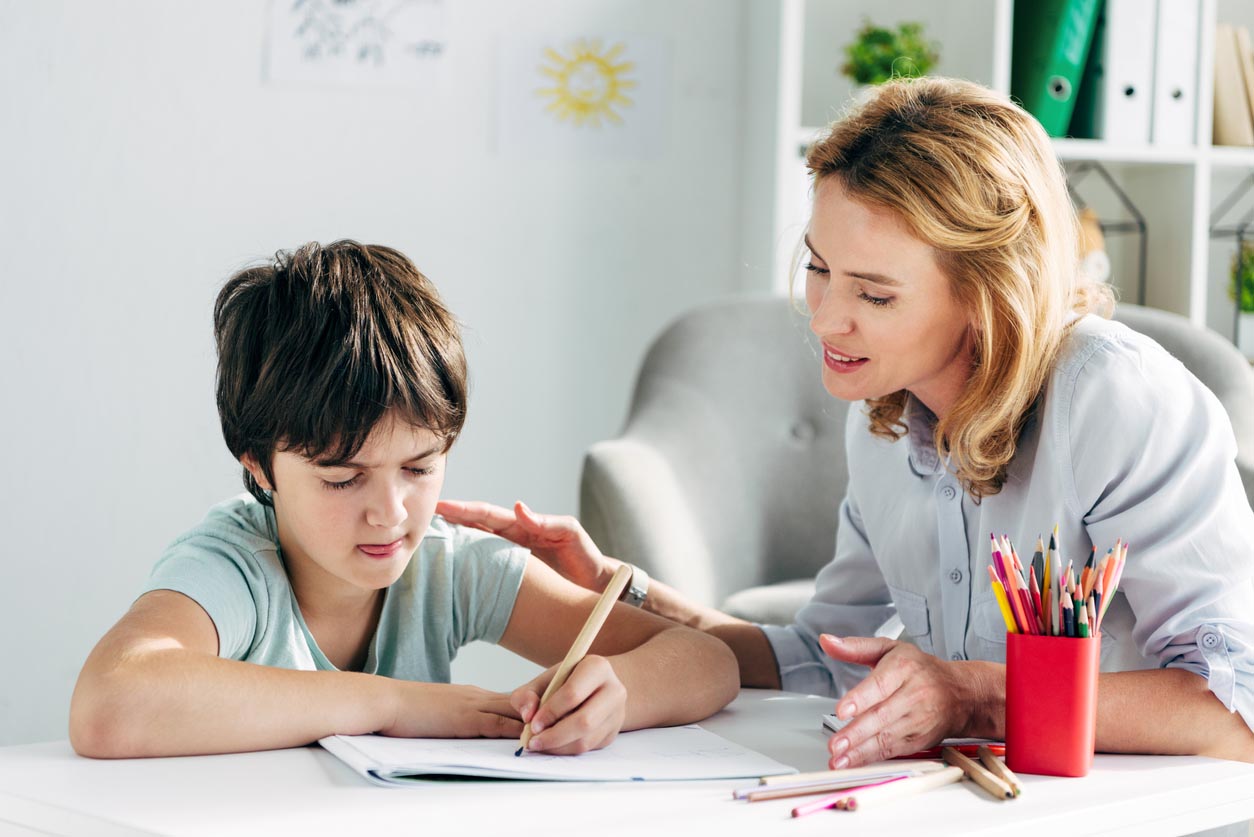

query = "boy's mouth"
[358,538,405,559]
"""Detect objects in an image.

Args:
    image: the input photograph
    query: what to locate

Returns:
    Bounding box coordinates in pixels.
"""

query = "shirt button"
[951,653,963,661]
[948,568,963,584]
[1199,628,1224,650]
[941,485,957,500]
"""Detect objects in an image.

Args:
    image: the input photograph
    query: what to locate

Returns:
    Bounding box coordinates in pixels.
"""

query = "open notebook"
[321,724,796,787]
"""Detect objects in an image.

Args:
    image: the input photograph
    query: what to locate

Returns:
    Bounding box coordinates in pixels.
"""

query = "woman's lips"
[358,538,404,559]
[823,346,869,373]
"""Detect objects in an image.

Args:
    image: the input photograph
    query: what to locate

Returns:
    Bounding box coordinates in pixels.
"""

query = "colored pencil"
[841,766,964,812]
[977,745,1024,796]
[790,776,907,817]
[942,746,1014,800]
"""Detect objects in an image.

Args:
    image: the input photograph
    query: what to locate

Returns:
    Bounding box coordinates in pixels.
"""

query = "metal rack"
[1209,172,1254,351]
[1065,161,1148,307]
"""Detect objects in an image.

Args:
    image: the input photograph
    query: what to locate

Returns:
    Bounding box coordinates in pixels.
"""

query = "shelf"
[1208,145,1254,169]
[1050,139,1198,165]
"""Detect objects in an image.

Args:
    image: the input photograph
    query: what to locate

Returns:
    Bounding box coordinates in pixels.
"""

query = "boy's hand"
[378,682,523,740]
[437,499,614,593]
[511,656,627,755]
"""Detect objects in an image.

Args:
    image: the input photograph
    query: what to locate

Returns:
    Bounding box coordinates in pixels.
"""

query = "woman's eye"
[804,262,830,276]
[322,474,361,491]
[859,291,893,307]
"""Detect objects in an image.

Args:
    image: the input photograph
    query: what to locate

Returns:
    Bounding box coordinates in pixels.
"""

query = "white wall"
[0,0,772,745]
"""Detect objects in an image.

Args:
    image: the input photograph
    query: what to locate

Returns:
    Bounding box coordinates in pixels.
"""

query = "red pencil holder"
[1005,632,1100,777]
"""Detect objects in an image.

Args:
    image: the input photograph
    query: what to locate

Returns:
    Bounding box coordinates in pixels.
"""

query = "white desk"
[1,690,1252,836]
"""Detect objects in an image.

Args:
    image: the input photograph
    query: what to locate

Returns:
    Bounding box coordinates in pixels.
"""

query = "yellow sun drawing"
[536,38,636,127]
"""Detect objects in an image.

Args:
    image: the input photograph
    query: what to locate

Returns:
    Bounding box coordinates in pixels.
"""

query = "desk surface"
[1,690,1252,837]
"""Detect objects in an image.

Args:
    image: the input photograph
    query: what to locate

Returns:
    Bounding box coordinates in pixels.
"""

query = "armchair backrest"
[580,296,848,606]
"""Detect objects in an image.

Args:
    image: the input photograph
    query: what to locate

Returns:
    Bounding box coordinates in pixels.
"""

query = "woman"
[439,78,1254,766]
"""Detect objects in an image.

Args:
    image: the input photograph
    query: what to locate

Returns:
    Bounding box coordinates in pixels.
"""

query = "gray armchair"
[579,297,1254,626]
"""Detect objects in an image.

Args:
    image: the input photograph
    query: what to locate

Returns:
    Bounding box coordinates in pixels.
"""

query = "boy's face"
[246,411,447,597]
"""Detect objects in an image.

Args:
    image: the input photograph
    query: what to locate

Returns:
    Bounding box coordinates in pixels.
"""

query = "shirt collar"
[904,395,943,476]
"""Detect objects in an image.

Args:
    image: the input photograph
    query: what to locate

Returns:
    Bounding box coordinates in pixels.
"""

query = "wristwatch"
[618,563,649,608]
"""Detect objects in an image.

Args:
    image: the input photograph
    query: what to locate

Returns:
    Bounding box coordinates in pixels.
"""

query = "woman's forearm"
[1095,669,1254,761]
[616,569,783,690]
[955,664,1254,761]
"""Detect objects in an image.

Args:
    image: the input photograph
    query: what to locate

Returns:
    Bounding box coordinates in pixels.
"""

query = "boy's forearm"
[608,626,739,730]
[71,650,394,758]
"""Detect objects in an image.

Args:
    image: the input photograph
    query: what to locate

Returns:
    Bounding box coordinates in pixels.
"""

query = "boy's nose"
[366,482,408,529]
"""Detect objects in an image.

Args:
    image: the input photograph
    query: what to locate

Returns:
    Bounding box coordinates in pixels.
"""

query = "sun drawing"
[536,38,636,127]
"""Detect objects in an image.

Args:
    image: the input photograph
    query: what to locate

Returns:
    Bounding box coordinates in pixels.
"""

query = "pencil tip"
[514,747,523,757]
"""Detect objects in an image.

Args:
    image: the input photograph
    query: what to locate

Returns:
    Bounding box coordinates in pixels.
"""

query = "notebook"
[321,724,797,787]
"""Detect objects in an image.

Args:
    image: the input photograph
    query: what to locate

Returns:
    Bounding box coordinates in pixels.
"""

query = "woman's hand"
[377,682,524,740]
[437,499,615,592]
[818,634,998,768]
[511,656,627,755]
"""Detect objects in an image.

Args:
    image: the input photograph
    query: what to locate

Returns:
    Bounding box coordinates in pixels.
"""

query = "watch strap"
[618,563,649,608]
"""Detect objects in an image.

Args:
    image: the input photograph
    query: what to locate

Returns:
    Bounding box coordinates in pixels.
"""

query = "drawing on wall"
[536,39,636,127]
[266,0,446,87]
[497,35,668,158]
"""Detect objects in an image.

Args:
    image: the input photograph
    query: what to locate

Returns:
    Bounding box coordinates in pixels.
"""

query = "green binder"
[1011,0,1103,137]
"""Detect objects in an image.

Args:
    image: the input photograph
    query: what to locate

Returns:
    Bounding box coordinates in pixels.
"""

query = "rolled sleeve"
[1065,333,1254,731]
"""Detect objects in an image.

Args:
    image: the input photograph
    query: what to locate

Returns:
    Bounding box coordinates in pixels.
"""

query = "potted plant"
[841,20,939,86]
[1231,241,1254,358]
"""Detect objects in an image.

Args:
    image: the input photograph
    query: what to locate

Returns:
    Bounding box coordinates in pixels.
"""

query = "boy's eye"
[322,474,362,491]
[405,466,434,478]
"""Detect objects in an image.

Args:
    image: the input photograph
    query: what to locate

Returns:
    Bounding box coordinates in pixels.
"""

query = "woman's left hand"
[819,634,987,768]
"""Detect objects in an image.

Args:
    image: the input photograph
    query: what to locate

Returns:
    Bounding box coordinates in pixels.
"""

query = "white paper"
[321,724,795,786]
[495,35,668,158]
[266,0,446,87]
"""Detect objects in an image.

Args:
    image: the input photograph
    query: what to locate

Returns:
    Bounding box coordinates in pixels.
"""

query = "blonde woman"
[440,78,1254,765]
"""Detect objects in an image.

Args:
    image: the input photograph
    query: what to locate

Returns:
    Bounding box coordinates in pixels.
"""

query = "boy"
[70,240,738,758]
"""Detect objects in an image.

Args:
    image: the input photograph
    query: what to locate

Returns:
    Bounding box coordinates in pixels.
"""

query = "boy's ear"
[240,454,274,491]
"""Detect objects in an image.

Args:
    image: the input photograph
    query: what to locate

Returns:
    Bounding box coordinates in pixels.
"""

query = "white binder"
[1150,0,1201,146]
[1091,0,1158,144]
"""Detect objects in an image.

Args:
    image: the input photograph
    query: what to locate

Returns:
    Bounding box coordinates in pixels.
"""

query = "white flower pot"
[1239,312,1254,360]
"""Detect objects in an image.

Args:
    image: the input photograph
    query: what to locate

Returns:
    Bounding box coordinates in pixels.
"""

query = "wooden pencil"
[977,745,1024,796]
[942,747,1014,800]
[516,563,632,755]
[758,760,944,786]
[841,765,964,812]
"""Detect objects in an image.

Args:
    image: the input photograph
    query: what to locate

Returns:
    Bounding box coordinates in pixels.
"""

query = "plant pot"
[1239,312,1254,360]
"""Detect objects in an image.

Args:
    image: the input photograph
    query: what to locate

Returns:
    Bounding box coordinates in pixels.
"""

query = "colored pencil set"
[987,526,1127,638]
[733,745,1023,817]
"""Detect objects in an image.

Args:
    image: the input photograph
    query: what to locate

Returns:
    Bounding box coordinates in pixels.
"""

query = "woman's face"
[804,179,975,420]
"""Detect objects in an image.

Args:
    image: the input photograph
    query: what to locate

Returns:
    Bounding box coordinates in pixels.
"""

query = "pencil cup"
[1005,633,1100,777]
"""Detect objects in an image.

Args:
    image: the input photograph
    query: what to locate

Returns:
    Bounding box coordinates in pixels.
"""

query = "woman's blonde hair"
[805,77,1113,500]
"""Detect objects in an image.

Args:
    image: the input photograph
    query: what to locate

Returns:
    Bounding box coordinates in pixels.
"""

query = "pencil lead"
[515,747,524,757]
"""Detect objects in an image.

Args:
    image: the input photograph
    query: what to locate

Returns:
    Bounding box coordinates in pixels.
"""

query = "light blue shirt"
[143,495,529,681]
[763,315,1254,730]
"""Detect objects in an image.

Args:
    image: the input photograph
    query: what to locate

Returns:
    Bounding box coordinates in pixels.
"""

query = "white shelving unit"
[762,0,1254,344]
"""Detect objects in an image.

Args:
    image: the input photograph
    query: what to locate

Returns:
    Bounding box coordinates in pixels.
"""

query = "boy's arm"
[498,557,739,739]
[70,590,522,758]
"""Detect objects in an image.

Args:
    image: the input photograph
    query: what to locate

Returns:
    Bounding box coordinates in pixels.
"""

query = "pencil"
[516,563,633,755]
[841,765,964,812]
[790,776,906,817]
[758,760,945,786]
[941,746,1014,800]
[742,771,917,802]
[977,745,1024,796]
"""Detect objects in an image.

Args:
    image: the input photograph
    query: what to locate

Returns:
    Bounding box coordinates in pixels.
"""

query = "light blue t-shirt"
[764,314,1254,730]
[143,495,529,681]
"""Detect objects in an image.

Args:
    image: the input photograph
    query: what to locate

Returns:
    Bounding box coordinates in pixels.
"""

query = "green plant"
[1231,241,1254,313]
[841,20,939,86]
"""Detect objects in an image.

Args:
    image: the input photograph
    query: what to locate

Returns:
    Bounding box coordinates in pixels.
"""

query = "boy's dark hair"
[214,240,467,506]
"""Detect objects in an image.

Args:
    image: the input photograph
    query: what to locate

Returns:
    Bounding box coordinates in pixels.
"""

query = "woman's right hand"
[377,681,524,740]
[436,499,615,593]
